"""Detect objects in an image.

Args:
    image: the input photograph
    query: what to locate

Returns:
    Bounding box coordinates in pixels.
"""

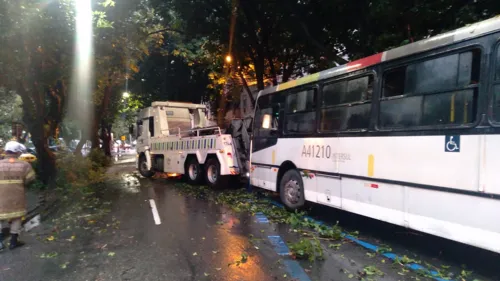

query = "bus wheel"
[279,169,305,211]
[205,158,227,188]
[185,157,203,184]
[139,154,154,178]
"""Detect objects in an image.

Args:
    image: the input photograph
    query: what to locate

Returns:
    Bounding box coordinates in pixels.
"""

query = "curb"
[23,198,61,226]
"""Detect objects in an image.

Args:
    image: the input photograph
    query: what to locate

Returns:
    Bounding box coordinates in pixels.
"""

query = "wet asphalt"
[1,158,499,281]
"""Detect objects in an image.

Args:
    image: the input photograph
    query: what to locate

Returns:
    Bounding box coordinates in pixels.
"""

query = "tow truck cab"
[132,101,245,187]
[134,101,208,153]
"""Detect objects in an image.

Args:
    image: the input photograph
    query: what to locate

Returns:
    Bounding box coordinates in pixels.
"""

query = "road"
[1,159,499,281]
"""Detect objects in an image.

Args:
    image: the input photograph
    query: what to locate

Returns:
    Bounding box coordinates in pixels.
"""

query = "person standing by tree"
[0,141,35,251]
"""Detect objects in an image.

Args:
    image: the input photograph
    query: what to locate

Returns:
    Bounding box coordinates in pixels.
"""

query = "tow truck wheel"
[204,158,227,188]
[279,169,305,211]
[139,154,154,178]
[185,157,203,184]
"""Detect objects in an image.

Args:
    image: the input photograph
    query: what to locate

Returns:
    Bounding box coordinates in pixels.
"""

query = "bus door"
[315,138,341,208]
[250,98,281,191]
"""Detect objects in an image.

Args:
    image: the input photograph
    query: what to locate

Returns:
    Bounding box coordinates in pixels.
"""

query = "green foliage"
[361,265,385,279]
[228,252,249,267]
[376,245,392,254]
[55,150,109,191]
[87,149,112,169]
[289,238,324,262]
[28,178,47,191]
[394,255,420,265]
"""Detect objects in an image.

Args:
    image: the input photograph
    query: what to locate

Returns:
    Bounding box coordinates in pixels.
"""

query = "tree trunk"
[101,123,112,157]
[102,135,111,156]
[266,56,278,86]
[30,124,56,186]
[255,57,265,90]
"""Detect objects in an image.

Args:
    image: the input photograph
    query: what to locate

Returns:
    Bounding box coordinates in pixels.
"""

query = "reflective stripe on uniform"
[26,170,36,181]
[0,180,23,184]
[0,210,26,220]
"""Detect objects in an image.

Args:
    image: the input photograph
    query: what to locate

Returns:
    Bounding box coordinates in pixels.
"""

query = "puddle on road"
[116,173,141,194]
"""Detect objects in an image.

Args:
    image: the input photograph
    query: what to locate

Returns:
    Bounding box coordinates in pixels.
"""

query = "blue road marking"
[270,201,284,208]
[255,212,269,223]
[283,260,312,281]
[268,235,291,256]
[254,210,311,281]
[274,203,455,281]
[266,234,311,281]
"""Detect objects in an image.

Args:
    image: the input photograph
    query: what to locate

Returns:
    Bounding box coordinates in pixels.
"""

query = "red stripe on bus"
[347,53,384,71]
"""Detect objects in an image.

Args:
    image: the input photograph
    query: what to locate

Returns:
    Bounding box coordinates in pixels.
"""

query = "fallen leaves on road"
[193,252,198,256]
[40,252,58,259]
[228,253,249,267]
[328,243,341,250]
[108,252,115,257]
[60,262,69,269]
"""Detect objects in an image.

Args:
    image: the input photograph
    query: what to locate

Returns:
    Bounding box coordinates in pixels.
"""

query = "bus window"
[346,76,369,103]
[286,89,315,113]
[254,97,280,137]
[285,89,316,134]
[405,53,459,94]
[492,46,500,121]
[493,85,500,121]
[496,46,500,81]
[320,76,373,131]
[380,49,480,129]
[322,81,346,106]
[383,67,406,97]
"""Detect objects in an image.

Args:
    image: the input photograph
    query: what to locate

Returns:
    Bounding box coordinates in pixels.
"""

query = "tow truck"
[132,101,251,187]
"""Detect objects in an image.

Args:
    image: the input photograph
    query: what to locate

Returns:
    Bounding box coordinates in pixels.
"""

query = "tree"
[71,0,160,156]
[0,0,75,184]
[316,0,500,60]
[0,88,23,142]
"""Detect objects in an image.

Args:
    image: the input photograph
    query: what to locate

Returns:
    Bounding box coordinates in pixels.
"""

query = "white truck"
[132,101,251,187]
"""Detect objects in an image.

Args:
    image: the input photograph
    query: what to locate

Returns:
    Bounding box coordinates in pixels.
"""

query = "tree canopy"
[0,0,499,182]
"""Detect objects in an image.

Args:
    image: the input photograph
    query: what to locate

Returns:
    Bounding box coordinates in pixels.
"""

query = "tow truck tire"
[185,157,203,184]
[279,169,305,211]
[204,158,227,188]
[139,154,155,178]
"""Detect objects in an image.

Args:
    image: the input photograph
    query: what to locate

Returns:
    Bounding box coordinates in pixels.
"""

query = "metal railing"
[164,126,223,138]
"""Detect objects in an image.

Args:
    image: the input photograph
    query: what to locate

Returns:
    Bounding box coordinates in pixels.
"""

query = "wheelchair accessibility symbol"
[445,135,460,152]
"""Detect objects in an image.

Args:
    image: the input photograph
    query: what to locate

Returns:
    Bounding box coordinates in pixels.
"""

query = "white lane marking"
[149,199,161,225]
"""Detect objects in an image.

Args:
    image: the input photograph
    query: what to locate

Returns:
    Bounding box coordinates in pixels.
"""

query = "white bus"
[250,16,500,254]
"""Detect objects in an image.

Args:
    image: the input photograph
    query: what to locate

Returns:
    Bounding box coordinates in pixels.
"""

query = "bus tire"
[139,154,154,178]
[204,158,227,188]
[279,169,305,211]
[185,157,203,184]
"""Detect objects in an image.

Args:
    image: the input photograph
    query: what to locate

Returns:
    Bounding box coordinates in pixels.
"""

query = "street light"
[225,55,232,63]
[122,92,130,98]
